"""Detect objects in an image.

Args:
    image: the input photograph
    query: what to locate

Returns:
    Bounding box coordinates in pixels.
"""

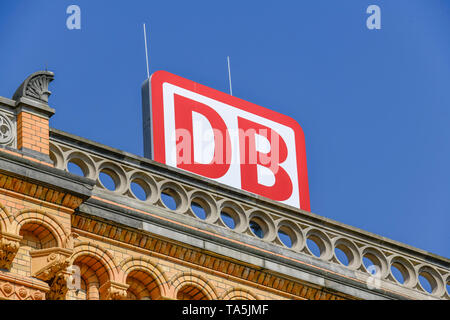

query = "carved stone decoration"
[0,234,21,270]
[29,247,73,300]
[12,71,55,104]
[35,254,70,282]
[33,291,44,300]
[0,273,49,300]
[30,248,73,281]
[0,113,15,147]
[46,272,71,300]
[17,286,29,300]
[99,281,129,300]
[1,283,14,297]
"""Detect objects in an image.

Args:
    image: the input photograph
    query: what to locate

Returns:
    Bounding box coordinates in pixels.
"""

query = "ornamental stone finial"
[12,71,55,104]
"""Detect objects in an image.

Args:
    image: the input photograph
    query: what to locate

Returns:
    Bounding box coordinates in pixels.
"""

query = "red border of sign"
[150,70,310,211]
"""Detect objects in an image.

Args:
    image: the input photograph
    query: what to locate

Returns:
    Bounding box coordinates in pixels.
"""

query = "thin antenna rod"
[143,23,150,79]
[227,56,233,96]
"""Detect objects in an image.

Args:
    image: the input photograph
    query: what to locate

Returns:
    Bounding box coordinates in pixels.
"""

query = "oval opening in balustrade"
[418,271,436,294]
[334,247,349,266]
[99,170,116,191]
[130,181,148,201]
[161,189,179,210]
[68,161,85,177]
[249,219,264,239]
[419,275,432,294]
[191,200,207,220]
[306,238,321,257]
[220,209,236,229]
[278,226,294,248]
[363,256,380,276]
[390,260,413,286]
[390,264,405,284]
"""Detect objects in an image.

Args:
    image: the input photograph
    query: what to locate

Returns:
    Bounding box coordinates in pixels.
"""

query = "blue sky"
[0,0,449,257]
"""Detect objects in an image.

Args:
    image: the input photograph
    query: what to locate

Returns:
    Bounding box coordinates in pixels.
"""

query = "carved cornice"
[0,233,22,270]
[13,71,54,104]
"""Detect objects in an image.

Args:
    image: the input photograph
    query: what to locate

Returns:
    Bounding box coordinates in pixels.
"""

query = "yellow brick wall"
[17,112,50,155]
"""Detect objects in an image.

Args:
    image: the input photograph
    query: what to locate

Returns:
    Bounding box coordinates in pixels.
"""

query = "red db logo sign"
[148,71,310,211]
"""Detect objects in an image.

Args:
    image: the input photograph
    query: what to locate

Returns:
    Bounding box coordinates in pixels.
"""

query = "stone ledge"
[0,149,95,200]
